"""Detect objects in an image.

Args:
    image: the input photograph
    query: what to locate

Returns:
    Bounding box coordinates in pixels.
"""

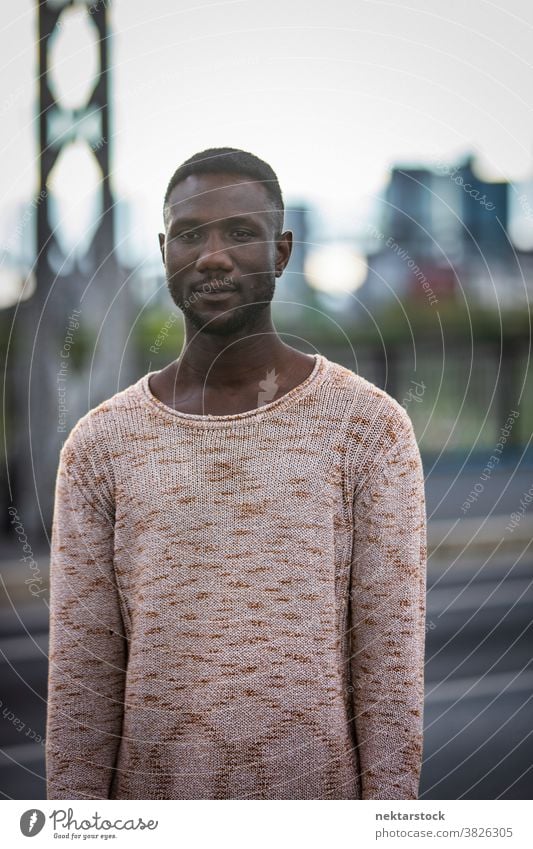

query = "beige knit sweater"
[46,353,427,800]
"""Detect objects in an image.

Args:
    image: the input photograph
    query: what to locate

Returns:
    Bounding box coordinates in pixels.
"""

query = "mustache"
[191,276,237,293]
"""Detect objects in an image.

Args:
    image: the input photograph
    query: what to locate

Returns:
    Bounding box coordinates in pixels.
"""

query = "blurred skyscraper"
[357,153,533,312]
[273,204,316,320]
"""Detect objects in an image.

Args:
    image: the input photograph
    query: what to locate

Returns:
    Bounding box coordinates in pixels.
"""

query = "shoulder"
[322,357,416,454]
[58,373,146,465]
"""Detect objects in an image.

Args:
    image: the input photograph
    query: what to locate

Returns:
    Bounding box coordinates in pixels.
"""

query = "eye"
[232,229,254,239]
[177,230,200,242]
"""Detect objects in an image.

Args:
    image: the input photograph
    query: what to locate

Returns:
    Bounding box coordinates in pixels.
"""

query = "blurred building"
[357,154,533,312]
[271,203,321,329]
[274,205,310,302]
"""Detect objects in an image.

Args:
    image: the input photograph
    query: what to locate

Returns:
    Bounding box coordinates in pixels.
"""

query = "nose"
[195,230,234,275]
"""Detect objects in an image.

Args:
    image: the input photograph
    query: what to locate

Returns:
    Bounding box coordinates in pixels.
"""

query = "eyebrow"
[168,213,265,234]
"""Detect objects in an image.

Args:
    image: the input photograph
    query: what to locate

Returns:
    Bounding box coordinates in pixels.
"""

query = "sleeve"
[46,442,127,800]
[348,409,427,799]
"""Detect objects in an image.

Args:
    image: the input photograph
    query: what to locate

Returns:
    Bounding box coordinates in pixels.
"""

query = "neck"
[176,312,292,389]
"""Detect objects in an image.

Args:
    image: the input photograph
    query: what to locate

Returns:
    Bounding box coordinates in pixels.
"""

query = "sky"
[1,0,533,289]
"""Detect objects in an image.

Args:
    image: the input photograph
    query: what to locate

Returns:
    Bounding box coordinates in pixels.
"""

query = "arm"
[46,444,127,799]
[349,410,427,799]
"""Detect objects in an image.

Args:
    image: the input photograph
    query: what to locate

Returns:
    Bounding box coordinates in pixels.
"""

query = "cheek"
[240,243,275,271]
[166,244,192,271]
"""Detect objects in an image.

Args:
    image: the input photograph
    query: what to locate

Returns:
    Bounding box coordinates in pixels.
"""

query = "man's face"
[159,172,291,336]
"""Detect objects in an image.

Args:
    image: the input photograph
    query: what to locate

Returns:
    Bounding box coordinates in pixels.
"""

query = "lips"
[192,280,237,294]
[195,289,237,300]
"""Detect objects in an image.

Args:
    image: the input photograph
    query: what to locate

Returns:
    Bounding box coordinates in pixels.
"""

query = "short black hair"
[162,147,284,237]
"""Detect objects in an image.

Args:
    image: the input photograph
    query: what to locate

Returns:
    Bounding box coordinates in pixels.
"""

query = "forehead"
[166,172,272,225]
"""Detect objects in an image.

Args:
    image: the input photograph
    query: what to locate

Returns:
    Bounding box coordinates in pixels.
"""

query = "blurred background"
[1,0,532,800]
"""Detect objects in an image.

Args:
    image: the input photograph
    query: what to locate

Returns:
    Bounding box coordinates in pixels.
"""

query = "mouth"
[195,289,237,299]
[192,280,238,296]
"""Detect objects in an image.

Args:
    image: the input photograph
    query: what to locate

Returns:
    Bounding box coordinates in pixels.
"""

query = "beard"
[166,273,276,337]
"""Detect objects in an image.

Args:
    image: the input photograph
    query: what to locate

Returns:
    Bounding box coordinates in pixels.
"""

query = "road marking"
[428,577,533,614]
[0,633,48,663]
[426,669,533,703]
[0,742,45,766]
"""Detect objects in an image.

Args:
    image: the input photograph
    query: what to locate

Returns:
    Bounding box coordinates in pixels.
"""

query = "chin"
[192,302,274,337]
[184,309,250,337]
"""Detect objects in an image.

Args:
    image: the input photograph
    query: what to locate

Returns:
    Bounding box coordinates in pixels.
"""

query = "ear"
[158,232,165,262]
[275,230,293,277]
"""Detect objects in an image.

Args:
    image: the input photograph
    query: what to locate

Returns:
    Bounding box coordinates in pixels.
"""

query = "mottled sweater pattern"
[46,353,427,800]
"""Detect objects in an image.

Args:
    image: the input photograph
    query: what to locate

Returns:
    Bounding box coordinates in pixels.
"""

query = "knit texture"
[46,353,427,800]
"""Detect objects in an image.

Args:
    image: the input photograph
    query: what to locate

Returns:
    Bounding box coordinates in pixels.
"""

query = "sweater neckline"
[138,353,328,426]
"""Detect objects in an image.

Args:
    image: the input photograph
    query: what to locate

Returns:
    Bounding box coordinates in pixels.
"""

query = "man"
[46,147,427,800]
